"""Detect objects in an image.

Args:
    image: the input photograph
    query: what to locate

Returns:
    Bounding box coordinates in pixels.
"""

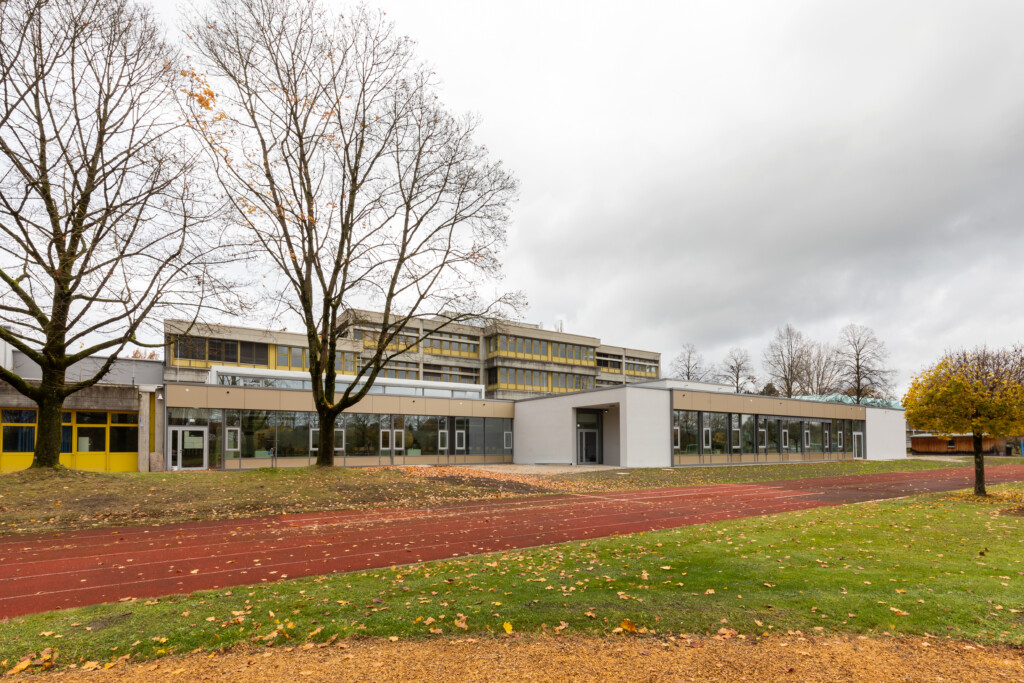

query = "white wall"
[619,388,671,468]
[512,386,672,467]
[512,393,579,465]
[865,407,907,460]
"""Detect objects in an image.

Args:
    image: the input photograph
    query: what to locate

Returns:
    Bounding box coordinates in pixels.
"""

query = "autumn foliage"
[903,345,1024,495]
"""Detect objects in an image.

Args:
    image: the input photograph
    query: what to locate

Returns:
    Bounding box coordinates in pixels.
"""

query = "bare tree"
[187,0,522,466]
[0,0,228,467]
[837,323,896,403]
[671,343,711,381]
[803,342,843,395]
[761,324,811,398]
[717,347,756,393]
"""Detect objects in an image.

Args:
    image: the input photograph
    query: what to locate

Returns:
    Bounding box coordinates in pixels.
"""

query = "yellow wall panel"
[0,454,32,472]
[75,453,107,472]
[107,453,138,472]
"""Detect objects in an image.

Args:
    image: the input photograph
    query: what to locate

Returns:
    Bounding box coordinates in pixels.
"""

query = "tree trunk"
[32,391,65,468]
[972,430,986,496]
[315,411,337,467]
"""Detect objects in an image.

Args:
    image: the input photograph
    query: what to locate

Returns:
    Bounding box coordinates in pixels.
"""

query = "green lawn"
[3,483,1022,672]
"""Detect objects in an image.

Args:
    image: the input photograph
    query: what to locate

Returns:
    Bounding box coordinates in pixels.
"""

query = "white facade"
[512,386,670,467]
[864,406,908,460]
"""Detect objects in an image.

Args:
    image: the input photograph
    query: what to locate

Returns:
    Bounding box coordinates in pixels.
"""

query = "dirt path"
[48,635,1024,682]
[3,465,1023,619]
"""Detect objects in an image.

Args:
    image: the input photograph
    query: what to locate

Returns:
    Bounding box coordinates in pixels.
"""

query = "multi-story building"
[329,309,660,400]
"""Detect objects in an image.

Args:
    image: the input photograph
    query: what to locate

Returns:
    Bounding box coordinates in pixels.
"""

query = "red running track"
[2,465,1023,618]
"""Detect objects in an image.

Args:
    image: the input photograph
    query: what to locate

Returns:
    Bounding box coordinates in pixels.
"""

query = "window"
[2,426,34,452]
[2,409,35,423]
[76,411,107,424]
[207,339,238,363]
[76,427,106,452]
[175,336,206,360]
[109,426,137,452]
[227,427,240,452]
[240,341,269,365]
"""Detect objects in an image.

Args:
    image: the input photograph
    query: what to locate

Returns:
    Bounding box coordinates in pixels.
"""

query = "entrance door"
[853,432,864,460]
[169,427,207,470]
[577,429,599,464]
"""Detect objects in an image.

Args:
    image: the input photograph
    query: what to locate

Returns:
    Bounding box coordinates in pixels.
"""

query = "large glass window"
[466,417,484,454]
[762,416,779,454]
[673,410,699,454]
[785,419,802,453]
[484,418,506,455]
[276,411,311,458]
[740,414,756,453]
[703,412,728,454]
[241,410,273,458]
[76,411,108,425]
[345,413,379,457]
[807,421,824,452]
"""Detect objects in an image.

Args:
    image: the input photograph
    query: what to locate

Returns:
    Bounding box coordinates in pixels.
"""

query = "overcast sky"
[157,0,1024,394]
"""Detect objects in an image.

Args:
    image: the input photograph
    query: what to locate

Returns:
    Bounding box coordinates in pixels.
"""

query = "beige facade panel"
[423,398,451,415]
[166,384,208,408]
[671,390,866,420]
[371,395,401,415]
[243,390,278,411]
[166,384,514,418]
[206,386,239,409]
[448,400,476,417]
[492,402,515,418]
[280,391,315,412]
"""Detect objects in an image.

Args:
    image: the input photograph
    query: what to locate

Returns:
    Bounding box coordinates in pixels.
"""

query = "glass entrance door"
[577,429,599,464]
[169,427,208,470]
[853,433,864,459]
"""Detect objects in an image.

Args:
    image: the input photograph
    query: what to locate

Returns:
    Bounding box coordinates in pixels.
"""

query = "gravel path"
[50,636,1024,682]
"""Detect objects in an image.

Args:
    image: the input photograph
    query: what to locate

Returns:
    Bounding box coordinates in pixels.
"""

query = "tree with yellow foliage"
[903,346,1024,496]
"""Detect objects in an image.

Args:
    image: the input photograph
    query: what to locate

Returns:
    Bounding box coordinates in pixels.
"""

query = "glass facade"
[168,407,513,467]
[673,410,865,466]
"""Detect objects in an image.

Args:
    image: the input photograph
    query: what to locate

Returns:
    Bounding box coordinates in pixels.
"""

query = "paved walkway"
[2,465,1023,618]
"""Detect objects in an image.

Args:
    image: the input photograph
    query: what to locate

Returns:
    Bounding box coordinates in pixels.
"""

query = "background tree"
[758,381,780,396]
[0,0,227,468]
[188,0,521,466]
[903,345,1024,496]
[671,343,711,382]
[717,347,756,393]
[761,324,811,398]
[837,323,896,403]
[803,341,843,395]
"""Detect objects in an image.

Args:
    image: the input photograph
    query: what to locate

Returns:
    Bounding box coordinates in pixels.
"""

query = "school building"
[0,315,907,472]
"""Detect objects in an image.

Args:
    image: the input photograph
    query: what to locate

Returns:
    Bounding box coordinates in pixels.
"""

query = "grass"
[1,456,1020,537]
[552,456,1024,491]
[0,467,550,536]
[3,482,1023,672]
